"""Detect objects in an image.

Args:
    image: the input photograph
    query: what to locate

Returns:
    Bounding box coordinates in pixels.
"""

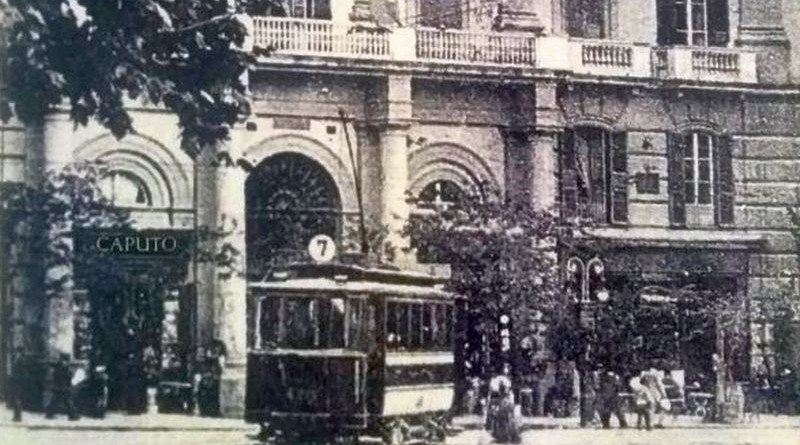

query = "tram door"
[87,272,189,411]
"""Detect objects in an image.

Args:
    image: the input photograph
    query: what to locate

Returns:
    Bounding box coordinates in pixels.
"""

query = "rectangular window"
[269,0,332,19]
[658,0,728,46]
[566,0,610,39]
[561,128,628,224]
[683,133,714,205]
[417,0,463,29]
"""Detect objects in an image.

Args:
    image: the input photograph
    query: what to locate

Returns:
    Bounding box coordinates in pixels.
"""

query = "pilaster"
[377,74,412,268]
[737,0,790,84]
[533,81,562,214]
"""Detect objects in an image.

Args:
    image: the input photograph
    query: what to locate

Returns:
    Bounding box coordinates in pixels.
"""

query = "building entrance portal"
[84,269,189,412]
[245,153,342,279]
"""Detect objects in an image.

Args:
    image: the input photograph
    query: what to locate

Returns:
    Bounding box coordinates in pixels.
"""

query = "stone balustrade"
[251,16,759,84]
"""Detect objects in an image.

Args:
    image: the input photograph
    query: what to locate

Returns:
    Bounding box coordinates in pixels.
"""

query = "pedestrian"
[489,381,520,444]
[598,369,628,428]
[46,353,76,420]
[641,367,668,428]
[631,376,653,431]
[8,346,25,422]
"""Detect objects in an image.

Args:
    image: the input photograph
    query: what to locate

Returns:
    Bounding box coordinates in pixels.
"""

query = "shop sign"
[75,229,192,258]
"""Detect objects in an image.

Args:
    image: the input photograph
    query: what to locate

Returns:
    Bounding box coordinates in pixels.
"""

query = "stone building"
[2,0,800,416]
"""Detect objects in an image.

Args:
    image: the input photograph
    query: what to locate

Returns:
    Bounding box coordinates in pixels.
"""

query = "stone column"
[212,131,248,418]
[42,114,75,360]
[737,0,790,84]
[378,75,412,267]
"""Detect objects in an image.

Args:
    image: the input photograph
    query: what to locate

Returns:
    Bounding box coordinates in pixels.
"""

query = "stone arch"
[74,133,193,209]
[565,116,617,133]
[674,120,724,136]
[242,134,357,212]
[408,142,500,197]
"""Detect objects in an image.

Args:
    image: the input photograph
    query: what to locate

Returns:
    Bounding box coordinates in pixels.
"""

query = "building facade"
[2,0,800,416]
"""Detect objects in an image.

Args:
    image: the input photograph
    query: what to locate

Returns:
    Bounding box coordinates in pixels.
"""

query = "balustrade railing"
[250,16,758,84]
[415,28,536,66]
[692,49,740,73]
[581,42,633,67]
[251,17,390,59]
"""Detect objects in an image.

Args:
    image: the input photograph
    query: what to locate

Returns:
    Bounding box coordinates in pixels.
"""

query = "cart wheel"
[383,423,405,445]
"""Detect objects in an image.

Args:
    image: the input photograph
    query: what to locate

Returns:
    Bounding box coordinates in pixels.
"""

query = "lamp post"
[566,255,608,426]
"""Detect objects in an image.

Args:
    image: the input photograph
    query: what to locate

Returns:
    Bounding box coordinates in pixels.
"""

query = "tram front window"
[258,296,346,349]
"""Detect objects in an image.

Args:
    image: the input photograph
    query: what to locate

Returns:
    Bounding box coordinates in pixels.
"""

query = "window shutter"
[707,0,730,47]
[715,134,735,225]
[667,132,686,226]
[656,0,676,45]
[610,132,628,224]
[560,130,579,220]
[587,133,607,223]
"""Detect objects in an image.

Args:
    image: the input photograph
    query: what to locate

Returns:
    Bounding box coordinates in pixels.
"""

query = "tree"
[405,189,573,383]
[1,163,239,364]
[1,0,275,156]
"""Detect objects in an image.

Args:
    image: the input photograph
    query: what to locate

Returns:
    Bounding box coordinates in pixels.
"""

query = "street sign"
[308,234,336,263]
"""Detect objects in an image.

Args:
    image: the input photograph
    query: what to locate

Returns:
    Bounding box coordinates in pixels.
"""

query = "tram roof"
[248,262,456,300]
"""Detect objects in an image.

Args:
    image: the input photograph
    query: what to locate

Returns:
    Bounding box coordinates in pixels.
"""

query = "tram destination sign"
[74,229,192,259]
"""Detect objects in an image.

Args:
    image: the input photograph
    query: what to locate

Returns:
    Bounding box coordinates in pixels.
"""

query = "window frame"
[683,132,714,206]
[561,127,628,225]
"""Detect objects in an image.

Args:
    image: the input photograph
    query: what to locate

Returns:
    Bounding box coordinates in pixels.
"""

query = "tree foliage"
[1,0,274,157]
[405,190,572,378]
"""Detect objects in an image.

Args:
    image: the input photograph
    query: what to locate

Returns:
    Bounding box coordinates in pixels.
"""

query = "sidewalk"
[3,403,800,433]
[451,413,800,430]
[0,404,256,432]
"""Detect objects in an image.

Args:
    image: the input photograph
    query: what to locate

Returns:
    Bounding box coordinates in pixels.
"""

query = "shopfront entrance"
[74,229,192,412]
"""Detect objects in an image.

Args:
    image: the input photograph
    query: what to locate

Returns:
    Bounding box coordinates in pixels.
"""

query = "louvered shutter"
[657,0,677,45]
[560,130,579,220]
[707,0,730,47]
[715,134,735,225]
[610,132,629,224]
[667,132,686,226]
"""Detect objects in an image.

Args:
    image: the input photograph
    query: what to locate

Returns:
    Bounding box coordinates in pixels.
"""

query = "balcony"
[250,17,758,84]
[250,17,390,60]
[653,46,757,84]
[415,28,537,67]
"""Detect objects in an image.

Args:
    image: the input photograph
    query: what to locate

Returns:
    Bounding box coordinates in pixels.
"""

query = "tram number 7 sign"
[308,234,336,263]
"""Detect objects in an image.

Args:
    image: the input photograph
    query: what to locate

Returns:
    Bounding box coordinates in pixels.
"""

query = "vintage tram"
[245,262,460,444]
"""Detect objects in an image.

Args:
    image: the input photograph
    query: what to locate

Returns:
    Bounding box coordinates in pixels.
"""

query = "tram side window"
[347,298,365,349]
[258,297,280,348]
[387,301,452,351]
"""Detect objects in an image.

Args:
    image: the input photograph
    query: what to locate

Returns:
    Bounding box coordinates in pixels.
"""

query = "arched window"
[99,172,152,207]
[417,180,466,211]
[245,153,341,278]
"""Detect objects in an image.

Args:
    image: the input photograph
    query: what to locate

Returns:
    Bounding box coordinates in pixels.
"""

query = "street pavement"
[3,405,800,445]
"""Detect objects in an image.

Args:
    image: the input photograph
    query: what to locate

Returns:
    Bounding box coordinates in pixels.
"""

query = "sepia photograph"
[1,1,800,444]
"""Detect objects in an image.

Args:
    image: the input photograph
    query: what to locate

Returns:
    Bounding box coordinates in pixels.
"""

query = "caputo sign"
[75,229,191,258]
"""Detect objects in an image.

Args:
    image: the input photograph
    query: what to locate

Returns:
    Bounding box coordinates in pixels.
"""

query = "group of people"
[5,339,228,421]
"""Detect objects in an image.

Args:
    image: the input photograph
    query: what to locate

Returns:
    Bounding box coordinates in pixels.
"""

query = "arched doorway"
[245,153,342,278]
